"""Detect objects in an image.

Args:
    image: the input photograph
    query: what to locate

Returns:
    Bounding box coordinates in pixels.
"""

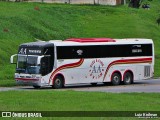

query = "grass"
[0,91,160,119]
[0,1,160,85]
[1,91,159,111]
[0,79,15,87]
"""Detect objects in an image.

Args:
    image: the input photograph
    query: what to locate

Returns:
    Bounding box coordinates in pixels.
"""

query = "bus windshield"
[16,55,40,74]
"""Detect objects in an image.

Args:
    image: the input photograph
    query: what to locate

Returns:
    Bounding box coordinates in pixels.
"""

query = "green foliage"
[0,1,160,82]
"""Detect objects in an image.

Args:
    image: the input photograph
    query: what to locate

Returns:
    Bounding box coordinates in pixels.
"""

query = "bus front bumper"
[15,78,40,86]
[15,74,41,86]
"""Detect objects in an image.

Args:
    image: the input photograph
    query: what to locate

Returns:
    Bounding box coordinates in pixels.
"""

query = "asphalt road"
[0,79,160,93]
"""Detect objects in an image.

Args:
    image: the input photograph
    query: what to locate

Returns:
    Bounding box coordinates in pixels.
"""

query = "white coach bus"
[10,38,154,89]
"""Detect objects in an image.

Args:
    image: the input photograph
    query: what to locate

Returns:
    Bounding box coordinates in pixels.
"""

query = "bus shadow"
[63,81,148,89]
[18,81,149,90]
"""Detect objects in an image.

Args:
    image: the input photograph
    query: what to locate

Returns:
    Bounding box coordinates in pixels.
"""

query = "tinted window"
[57,44,152,59]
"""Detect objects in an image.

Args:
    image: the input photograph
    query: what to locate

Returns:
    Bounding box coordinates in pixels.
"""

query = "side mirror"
[10,54,17,64]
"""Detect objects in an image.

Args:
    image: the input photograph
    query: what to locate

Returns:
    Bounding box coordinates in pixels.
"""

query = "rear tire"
[111,73,121,85]
[52,76,64,89]
[123,72,133,85]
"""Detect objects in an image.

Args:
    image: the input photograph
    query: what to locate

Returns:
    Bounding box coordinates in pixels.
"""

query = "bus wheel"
[33,85,41,89]
[123,72,133,85]
[52,76,63,89]
[111,73,121,85]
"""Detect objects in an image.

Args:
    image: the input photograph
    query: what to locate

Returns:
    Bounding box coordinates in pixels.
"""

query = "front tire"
[111,73,121,85]
[52,76,64,89]
[123,72,133,85]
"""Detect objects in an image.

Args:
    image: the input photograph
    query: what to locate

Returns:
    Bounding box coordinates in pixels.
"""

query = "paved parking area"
[0,79,160,93]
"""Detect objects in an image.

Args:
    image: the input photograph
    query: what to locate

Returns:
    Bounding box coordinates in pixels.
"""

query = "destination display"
[18,47,43,55]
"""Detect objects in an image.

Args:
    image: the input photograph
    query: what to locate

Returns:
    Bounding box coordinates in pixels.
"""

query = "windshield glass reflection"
[16,55,40,74]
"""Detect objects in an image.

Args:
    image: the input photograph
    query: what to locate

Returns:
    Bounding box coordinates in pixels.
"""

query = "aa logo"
[89,59,104,79]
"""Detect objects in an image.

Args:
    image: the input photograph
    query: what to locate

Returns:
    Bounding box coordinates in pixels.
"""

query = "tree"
[129,0,143,8]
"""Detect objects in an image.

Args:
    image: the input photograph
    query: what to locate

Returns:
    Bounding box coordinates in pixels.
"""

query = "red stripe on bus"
[49,58,84,84]
[103,57,152,81]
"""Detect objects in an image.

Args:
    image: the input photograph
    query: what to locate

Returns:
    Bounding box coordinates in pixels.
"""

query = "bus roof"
[65,38,116,42]
[19,38,153,48]
[20,41,54,48]
[49,38,153,46]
